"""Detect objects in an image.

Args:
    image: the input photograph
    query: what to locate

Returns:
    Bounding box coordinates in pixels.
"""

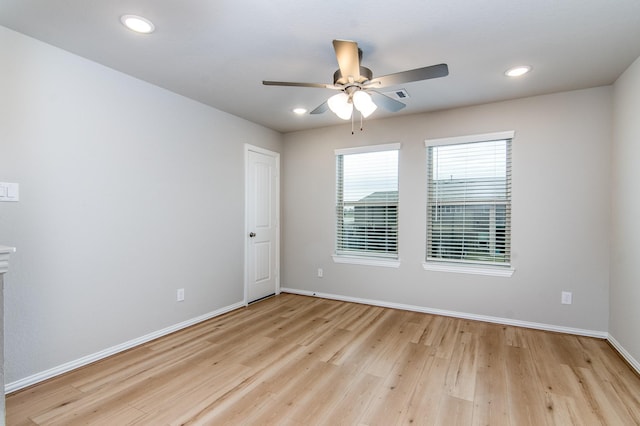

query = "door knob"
[249,232,256,238]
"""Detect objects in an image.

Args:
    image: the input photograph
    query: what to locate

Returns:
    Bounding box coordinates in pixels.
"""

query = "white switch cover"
[0,182,19,202]
[561,291,572,305]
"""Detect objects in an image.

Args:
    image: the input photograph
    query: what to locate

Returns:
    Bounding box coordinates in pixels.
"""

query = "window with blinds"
[426,135,512,266]
[336,144,399,259]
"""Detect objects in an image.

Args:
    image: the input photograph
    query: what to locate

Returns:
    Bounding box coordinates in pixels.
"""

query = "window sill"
[422,261,514,277]
[333,255,401,268]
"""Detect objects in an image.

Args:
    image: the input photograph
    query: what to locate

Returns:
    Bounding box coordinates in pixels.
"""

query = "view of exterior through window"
[336,146,399,258]
[426,137,512,266]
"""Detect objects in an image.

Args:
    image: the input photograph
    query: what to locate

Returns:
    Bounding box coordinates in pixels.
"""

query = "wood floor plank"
[398,354,450,425]
[5,384,83,426]
[471,366,510,426]
[504,345,551,425]
[29,342,216,425]
[444,329,479,401]
[6,293,640,425]
[571,365,629,424]
[542,392,589,425]
[130,362,255,425]
[430,316,464,359]
[471,324,509,425]
[523,330,576,397]
[579,337,640,422]
[32,403,147,426]
[360,342,431,425]
[284,364,362,424]
[316,372,382,426]
[326,308,389,368]
[303,326,354,363]
[365,320,423,378]
[504,325,528,348]
[127,361,246,413]
[70,340,207,393]
[434,395,474,426]
[332,303,385,332]
[254,359,339,424]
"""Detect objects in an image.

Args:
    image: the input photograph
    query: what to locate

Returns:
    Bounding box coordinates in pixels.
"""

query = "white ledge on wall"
[332,255,401,268]
[0,245,16,274]
[422,261,514,277]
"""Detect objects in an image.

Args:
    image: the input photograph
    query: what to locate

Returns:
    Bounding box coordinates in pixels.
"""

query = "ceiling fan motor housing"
[333,66,373,85]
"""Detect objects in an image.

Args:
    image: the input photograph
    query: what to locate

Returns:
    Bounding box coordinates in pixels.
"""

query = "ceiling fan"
[263,39,449,122]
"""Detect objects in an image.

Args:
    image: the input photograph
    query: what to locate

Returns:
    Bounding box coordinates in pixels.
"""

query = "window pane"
[427,139,511,265]
[337,149,399,258]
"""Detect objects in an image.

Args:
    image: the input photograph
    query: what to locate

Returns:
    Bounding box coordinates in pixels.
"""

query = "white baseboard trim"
[607,334,640,375]
[280,287,608,339]
[5,301,245,394]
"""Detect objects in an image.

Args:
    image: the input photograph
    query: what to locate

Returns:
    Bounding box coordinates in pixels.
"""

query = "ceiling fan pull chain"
[351,112,355,135]
[360,112,364,131]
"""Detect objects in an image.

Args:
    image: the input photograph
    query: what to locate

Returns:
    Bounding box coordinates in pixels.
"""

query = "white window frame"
[423,132,514,277]
[333,143,401,268]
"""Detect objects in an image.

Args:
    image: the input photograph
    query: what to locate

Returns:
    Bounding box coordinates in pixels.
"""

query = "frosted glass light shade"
[328,93,353,120]
[352,91,377,118]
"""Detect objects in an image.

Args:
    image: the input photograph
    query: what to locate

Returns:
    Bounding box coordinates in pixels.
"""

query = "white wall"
[611,56,640,365]
[283,87,612,333]
[0,26,282,385]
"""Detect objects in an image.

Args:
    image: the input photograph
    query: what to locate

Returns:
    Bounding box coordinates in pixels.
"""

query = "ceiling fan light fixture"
[328,93,353,120]
[352,91,377,118]
[120,15,155,34]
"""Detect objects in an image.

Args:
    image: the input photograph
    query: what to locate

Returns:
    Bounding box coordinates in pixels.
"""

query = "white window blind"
[336,145,399,258]
[426,137,511,266]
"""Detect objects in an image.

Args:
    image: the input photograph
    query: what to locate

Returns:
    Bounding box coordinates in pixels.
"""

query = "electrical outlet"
[177,288,185,302]
[317,268,323,278]
[561,291,572,305]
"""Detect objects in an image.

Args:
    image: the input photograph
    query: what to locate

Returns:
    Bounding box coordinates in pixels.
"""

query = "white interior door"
[245,146,279,303]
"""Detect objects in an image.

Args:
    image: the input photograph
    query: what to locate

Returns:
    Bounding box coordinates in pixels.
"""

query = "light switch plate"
[0,182,19,202]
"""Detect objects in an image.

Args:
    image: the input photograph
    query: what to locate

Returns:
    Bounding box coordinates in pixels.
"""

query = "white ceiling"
[2,0,640,133]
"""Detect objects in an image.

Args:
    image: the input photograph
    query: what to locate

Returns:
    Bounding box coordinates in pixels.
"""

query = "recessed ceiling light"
[505,65,531,77]
[120,15,155,34]
[292,108,307,115]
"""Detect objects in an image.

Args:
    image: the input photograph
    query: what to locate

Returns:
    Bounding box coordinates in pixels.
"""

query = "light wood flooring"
[6,293,640,425]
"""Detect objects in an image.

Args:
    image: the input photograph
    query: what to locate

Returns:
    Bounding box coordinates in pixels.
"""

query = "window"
[335,144,400,265]
[425,132,512,271]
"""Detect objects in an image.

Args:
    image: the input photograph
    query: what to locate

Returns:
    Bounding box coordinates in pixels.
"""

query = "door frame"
[244,144,281,305]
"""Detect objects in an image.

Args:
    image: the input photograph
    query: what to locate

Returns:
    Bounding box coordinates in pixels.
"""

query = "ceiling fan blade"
[310,100,329,114]
[369,91,406,112]
[332,40,360,84]
[369,63,449,88]
[262,81,337,89]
